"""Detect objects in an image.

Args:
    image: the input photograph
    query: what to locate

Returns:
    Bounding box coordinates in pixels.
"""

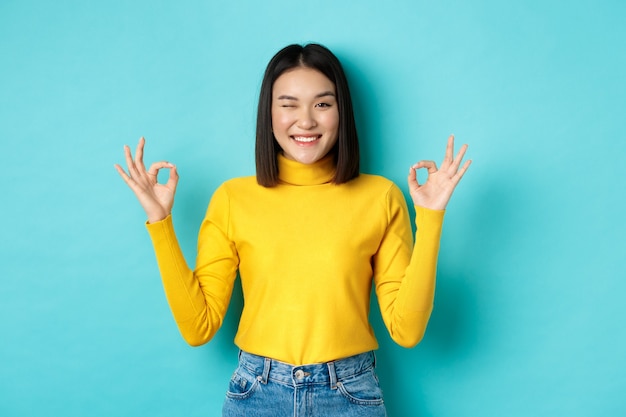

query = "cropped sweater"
[146,154,445,365]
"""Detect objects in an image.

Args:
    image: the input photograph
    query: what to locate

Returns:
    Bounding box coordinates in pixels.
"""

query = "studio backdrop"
[1,1,625,416]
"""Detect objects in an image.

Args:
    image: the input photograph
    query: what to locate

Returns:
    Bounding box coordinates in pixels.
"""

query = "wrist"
[147,210,169,224]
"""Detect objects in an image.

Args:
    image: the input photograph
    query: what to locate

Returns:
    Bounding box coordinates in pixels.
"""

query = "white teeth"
[292,136,319,143]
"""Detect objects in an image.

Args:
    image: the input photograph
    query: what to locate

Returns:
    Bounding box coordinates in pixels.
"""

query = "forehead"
[272,67,336,96]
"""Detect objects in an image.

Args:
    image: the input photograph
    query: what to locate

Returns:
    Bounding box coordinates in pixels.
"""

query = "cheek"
[271,109,293,131]
[323,110,340,132]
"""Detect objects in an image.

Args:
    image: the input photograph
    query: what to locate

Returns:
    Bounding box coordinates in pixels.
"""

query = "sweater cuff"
[145,214,174,240]
[413,206,445,231]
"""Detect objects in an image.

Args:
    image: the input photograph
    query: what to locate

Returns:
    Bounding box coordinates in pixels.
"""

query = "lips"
[291,135,321,143]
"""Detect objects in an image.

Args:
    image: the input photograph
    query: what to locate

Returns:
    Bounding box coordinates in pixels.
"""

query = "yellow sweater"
[146,154,444,365]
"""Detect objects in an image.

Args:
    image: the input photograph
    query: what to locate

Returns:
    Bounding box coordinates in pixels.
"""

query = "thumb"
[408,165,420,189]
[165,164,179,191]
[148,161,174,177]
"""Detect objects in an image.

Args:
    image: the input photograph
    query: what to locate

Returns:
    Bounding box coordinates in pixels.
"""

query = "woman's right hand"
[114,137,179,223]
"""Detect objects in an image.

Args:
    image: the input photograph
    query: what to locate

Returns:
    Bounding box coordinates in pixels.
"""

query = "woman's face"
[271,67,339,165]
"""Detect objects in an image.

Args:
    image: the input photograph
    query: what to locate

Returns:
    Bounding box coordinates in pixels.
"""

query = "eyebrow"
[276,91,336,100]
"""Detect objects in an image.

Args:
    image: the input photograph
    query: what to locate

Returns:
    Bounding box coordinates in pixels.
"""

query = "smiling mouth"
[291,135,321,143]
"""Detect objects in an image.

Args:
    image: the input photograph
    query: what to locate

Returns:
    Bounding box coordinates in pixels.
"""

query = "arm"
[146,189,239,346]
[373,187,444,347]
[375,135,470,347]
[115,138,238,345]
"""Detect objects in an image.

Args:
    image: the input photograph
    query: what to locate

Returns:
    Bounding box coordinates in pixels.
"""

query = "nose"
[297,107,317,129]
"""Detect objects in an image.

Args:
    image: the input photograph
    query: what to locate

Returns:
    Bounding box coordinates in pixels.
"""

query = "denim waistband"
[238,350,376,388]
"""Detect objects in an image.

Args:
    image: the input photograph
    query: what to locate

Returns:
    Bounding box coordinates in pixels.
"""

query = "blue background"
[1,0,625,416]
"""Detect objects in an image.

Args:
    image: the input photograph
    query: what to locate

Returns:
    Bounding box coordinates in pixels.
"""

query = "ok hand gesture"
[408,135,471,211]
[114,137,179,223]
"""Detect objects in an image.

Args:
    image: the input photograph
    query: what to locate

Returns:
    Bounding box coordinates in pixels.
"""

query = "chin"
[293,155,323,165]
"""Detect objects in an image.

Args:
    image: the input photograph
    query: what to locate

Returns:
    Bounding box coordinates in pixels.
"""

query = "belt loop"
[327,360,338,389]
[260,357,271,384]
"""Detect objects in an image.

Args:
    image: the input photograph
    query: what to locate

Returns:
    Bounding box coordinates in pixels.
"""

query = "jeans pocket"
[336,369,385,406]
[225,366,260,400]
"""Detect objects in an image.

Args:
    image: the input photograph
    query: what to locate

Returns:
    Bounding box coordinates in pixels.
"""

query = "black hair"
[255,43,360,187]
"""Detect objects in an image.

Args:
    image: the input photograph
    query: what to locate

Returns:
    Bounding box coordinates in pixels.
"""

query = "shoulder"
[205,176,260,221]
[207,176,258,205]
[215,175,260,194]
[341,174,408,215]
[351,174,403,197]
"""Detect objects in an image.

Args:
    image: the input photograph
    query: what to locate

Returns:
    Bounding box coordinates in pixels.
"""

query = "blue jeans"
[222,350,387,417]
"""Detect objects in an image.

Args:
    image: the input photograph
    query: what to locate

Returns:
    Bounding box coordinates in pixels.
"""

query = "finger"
[165,164,179,191]
[114,163,131,182]
[408,165,420,188]
[147,161,175,178]
[135,137,147,173]
[114,163,142,194]
[452,159,472,183]
[449,143,469,172]
[442,134,455,166]
[412,160,438,174]
[123,144,140,178]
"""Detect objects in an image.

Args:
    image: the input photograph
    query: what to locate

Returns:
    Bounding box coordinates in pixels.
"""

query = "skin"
[115,73,471,220]
[271,67,339,165]
[408,135,471,211]
[114,137,178,223]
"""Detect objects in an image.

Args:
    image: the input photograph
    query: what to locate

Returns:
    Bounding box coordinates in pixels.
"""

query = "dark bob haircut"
[255,43,360,187]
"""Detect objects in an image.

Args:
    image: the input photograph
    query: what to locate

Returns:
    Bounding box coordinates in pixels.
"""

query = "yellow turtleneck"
[146,154,445,365]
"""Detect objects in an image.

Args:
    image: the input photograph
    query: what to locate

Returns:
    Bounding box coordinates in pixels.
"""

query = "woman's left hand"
[408,135,471,210]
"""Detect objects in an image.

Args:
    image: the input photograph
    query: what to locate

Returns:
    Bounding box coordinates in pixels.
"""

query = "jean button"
[294,370,305,379]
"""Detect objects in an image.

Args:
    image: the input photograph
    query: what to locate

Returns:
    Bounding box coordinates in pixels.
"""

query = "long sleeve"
[144,164,445,364]
[373,184,445,348]
[145,185,239,346]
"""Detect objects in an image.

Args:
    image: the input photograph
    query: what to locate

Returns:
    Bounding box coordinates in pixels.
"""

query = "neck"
[277,154,336,186]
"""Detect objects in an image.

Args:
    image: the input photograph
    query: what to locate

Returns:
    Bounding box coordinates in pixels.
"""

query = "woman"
[115,43,470,417]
